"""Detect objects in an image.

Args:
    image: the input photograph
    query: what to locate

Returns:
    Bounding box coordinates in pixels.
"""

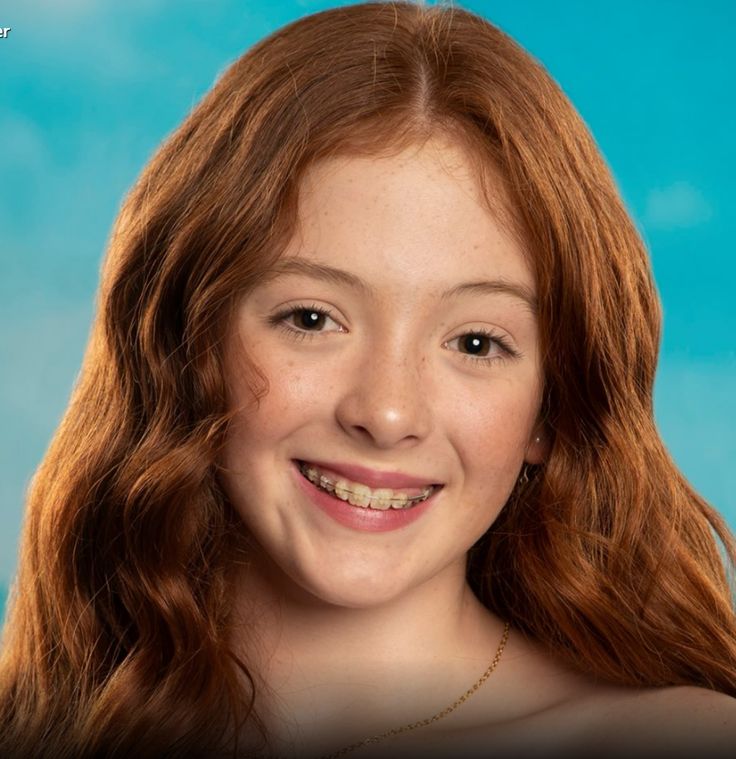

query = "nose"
[334,340,433,450]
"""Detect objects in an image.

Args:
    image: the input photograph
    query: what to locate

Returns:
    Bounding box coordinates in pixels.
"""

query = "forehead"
[282,137,535,298]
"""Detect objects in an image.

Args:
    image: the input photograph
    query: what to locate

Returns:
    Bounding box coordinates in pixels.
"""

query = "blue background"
[1,0,735,623]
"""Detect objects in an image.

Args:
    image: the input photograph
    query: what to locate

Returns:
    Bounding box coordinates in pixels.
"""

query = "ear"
[524,426,550,465]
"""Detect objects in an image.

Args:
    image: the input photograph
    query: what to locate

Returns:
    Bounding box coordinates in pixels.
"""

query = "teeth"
[299,462,436,509]
[334,479,350,500]
[347,484,372,508]
[389,493,408,509]
[372,489,394,510]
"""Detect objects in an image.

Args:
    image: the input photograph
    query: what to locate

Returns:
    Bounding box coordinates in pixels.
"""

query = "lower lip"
[291,460,440,533]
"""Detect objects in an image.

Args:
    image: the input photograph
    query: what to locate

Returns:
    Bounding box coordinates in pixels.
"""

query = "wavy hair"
[2,1,735,756]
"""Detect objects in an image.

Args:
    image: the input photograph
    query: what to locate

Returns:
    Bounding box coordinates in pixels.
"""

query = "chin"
[288,565,416,610]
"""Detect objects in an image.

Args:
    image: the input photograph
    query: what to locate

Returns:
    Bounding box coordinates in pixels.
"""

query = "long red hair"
[2,2,734,756]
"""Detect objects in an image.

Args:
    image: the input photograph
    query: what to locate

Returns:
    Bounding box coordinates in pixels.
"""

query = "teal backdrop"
[1,0,735,623]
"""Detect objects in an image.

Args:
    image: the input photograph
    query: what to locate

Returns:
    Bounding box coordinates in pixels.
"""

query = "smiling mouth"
[295,460,441,510]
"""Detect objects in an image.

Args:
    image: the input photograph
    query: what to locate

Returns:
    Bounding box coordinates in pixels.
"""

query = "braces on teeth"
[298,462,435,507]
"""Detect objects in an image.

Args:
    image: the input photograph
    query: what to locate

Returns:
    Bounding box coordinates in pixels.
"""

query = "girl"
[1,2,734,757]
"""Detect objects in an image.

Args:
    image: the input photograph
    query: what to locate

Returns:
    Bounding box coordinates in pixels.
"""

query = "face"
[220,136,546,609]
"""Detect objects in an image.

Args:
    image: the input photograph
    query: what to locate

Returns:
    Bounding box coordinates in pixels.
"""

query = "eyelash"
[267,304,521,366]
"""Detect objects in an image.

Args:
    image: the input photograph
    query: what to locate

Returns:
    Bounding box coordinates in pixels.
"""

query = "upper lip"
[296,459,442,490]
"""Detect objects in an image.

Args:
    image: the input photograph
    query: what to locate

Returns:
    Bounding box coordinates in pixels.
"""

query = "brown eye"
[443,329,518,366]
[292,309,328,330]
[459,334,492,356]
[269,304,345,336]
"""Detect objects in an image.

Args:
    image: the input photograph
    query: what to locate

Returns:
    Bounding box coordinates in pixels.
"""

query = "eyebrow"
[268,259,537,312]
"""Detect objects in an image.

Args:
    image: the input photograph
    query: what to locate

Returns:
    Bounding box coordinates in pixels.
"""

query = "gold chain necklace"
[318,621,511,759]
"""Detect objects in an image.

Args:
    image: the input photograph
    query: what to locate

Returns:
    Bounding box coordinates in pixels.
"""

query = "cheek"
[262,359,338,427]
[224,351,334,457]
[444,378,539,492]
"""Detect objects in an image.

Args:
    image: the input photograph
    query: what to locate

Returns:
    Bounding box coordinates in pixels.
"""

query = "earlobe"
[525,430,550,465]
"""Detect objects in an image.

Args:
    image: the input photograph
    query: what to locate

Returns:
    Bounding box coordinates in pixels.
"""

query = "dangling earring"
[518,463,530,485]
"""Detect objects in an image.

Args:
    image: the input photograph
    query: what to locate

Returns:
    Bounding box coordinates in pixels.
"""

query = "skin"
[219,136,736,758]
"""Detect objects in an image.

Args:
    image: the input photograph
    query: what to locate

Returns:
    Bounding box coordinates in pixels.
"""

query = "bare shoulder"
[567,683,736,758]
[593,682,736,727]
[458,627,736,758]
[386,628,736,759]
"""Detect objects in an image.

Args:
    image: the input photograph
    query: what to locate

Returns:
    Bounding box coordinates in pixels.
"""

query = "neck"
[228,542,506,754]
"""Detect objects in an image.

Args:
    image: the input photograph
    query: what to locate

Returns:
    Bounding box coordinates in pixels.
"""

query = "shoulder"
[424,619,736,758]
[570,684,736,758]
[472,629,736,758]
[592,682,736,724]
[499,629,736,739]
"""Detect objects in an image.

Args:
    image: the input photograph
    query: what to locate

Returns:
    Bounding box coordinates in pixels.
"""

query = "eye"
[454,334,495,357]
[268,304,345,338]
[443,329,520,365]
